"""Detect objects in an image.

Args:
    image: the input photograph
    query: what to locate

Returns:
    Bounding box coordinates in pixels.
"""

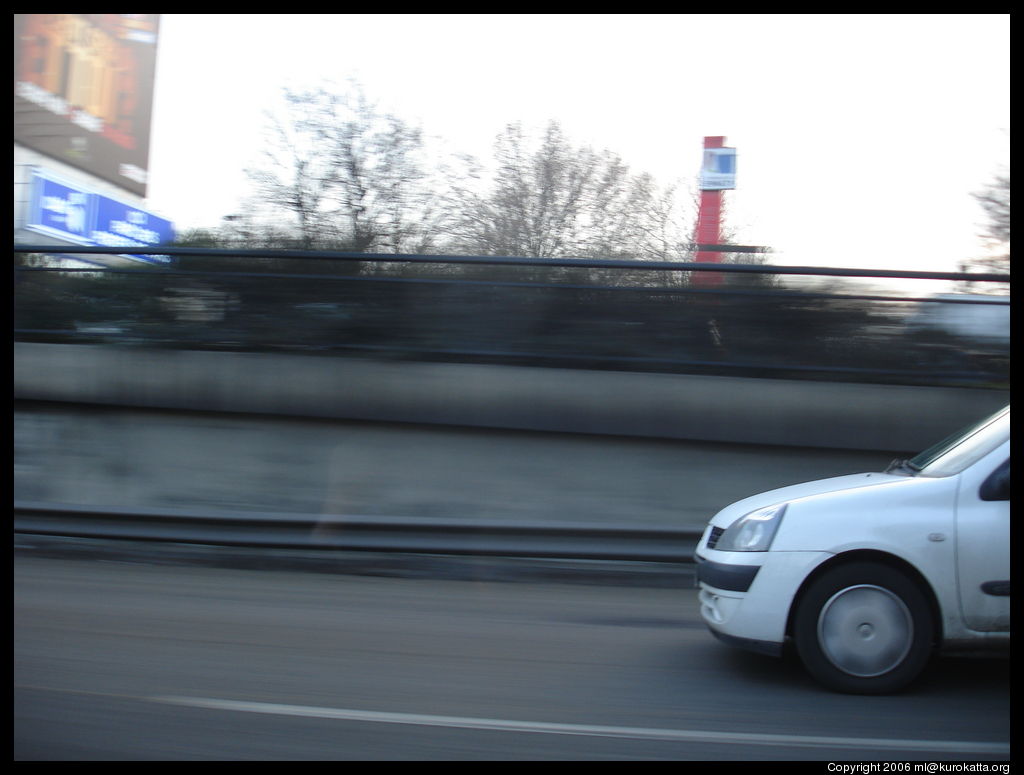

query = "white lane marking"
[151,696,1009,755]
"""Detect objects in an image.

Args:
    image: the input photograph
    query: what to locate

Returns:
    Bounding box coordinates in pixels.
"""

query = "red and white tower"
[693,136,736,287]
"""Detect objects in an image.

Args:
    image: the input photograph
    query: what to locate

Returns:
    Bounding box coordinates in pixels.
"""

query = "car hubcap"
[817,584,913,677]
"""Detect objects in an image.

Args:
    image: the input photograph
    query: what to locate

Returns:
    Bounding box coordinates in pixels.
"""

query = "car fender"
[771,474,963,642]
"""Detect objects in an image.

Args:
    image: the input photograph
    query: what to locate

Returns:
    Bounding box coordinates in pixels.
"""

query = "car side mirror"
[979,460,1010,502]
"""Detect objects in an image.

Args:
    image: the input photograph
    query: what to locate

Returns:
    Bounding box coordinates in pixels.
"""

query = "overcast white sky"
[145,13,1009,274]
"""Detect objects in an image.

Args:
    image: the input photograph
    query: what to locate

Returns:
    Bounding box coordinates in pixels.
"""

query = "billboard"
[14,14,161,197]
[26,168,175,263]
[700,147,737,191]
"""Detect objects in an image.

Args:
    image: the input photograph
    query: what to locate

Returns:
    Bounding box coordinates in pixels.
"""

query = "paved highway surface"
[14,554,1010,761]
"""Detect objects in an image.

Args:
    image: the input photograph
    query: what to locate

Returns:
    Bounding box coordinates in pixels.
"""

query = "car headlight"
[715,503,787,552]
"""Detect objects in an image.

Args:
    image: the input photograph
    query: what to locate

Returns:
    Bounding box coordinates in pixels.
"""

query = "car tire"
[792,561,935,694]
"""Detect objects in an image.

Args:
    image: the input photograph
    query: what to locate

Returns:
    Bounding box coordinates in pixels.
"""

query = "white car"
[696,405,1010,694]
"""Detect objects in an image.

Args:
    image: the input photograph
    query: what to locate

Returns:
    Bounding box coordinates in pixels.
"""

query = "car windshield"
[906,406,1010,477]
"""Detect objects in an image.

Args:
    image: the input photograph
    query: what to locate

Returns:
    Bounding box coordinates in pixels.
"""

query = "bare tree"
[958,171,1010,287]
[445,121,689,260]
[976,172,1010,247]
[245,88,344,249]
[245,82,444,254]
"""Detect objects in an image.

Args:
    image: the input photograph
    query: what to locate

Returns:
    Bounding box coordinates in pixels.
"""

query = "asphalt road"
[14,555,1010,761]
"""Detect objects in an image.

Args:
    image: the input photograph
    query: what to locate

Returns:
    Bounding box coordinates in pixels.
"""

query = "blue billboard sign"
[25,169,175,263]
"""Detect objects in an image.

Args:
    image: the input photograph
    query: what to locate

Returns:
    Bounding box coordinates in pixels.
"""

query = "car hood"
[707,471,912,528]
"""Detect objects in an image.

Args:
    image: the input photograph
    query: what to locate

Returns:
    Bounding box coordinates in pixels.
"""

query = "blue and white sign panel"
[700,147,737,191]
[26,169,175,263]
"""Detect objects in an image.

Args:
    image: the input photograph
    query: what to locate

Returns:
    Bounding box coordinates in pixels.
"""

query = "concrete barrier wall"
[14,342,1009,452]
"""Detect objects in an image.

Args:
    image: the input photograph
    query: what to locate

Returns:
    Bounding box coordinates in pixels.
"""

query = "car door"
[955,449,1010,632]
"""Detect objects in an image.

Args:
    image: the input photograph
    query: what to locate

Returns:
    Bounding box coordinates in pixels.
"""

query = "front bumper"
[695,554,761,592]
[696,549,832,650]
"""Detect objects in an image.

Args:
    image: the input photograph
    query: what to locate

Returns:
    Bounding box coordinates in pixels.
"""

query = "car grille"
[706,526,724,549]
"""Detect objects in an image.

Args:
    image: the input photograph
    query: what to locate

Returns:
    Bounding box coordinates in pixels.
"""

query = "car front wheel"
[792,561,935,694]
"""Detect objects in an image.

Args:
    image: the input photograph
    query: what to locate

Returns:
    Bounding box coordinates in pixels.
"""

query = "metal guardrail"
[13,243,1012,387]
[12,242,1012,281]
[13,502,703,563]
